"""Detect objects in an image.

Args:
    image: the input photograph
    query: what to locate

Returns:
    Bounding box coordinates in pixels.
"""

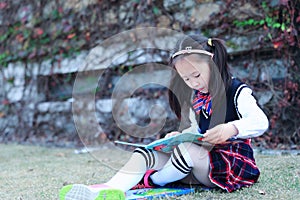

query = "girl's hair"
[168,35,231,128]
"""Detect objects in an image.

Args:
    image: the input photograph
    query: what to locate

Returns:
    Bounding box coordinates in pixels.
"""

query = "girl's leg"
[59,148,170,200]
[180,143,215,187]
[150,142,215,187]
[105,147,170,191]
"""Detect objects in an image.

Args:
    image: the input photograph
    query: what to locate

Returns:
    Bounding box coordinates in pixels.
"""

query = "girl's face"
[174,54,210,93]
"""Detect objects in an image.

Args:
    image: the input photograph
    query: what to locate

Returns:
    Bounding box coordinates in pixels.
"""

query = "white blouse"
[182,87,269,139]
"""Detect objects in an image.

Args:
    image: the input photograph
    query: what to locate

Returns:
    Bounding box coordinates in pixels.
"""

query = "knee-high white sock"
[151,144,194,186]
[105,147,157,191]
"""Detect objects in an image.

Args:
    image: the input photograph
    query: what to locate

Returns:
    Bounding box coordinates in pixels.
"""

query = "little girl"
[60,35,269,200]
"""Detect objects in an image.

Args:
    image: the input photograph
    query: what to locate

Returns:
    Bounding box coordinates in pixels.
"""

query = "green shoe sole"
[59,185,73,200]
[95,189,125,200]
[59,184,125,200]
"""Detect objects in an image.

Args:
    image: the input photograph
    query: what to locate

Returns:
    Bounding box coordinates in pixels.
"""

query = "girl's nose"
[190,79,199,87]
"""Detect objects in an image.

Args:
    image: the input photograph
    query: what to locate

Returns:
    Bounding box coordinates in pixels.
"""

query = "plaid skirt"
[208,139,260,192]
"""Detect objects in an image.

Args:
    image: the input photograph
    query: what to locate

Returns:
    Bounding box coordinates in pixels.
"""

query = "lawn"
[0,143,299,200]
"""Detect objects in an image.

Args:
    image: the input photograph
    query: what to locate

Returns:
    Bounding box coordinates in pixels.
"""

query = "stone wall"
[0,0,292,147]
[0,31,183,146]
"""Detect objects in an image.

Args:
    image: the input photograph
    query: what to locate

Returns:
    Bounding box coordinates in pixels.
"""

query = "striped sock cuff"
[133,147,156,169]
[171,146,193,174]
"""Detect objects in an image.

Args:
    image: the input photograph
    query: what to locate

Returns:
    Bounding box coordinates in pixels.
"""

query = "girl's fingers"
[203,129,219,144]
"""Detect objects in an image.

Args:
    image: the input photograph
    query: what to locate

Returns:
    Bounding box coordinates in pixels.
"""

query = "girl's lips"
[197,87,209,93]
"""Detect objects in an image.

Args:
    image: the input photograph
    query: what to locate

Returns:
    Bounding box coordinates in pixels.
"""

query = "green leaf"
[267,33,272,40]
[7,77,14,84]
[153,6,160,15]
[281,23,286,31]
[262,1,267,9]
[253,20,259,25]
[40,37,51,44]
[259,19,265,25]
[272,23,281,28]
[233,20,244,27]
[265,17,273,27]
[8,26,15,32]
[22,29,31,39]
[0,33,9,42]
[247,19,255,25]
[0,52,8,61]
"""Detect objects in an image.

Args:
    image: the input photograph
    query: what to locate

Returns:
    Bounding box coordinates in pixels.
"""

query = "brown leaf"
[55,152,66,157]
[0,112,5,118]
[67,33,76,39]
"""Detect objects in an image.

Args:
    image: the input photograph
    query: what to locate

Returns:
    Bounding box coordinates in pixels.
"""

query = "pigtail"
[206,38,229,129]
[209,38,232,90]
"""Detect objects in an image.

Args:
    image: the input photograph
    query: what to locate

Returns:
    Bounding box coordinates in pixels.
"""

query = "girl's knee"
[178,142,208,152]
[132,147,170,170]
[177,142,209,159]
[132,147,156,169]
[178,142,195,149]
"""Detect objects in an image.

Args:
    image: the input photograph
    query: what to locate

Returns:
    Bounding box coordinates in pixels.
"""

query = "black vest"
[198,78,248,134]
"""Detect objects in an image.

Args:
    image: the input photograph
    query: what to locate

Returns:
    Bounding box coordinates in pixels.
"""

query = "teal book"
[125,188,195,200]
[115,132,206,153]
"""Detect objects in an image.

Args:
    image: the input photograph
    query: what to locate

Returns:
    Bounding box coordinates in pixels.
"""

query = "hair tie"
[207,38,213,47]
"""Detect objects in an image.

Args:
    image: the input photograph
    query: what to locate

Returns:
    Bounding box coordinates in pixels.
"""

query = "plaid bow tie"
[192,91,212,117]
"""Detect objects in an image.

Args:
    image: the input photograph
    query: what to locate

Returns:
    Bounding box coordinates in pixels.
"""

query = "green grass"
[0,144,299,200]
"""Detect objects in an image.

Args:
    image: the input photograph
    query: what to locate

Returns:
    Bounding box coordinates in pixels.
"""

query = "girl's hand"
[164,131,181,138]
[202,123,238,144]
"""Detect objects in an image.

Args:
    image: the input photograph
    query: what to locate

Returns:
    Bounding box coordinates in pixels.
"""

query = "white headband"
[171,46,214,59]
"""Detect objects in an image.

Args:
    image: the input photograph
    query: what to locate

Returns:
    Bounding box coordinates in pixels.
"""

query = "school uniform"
[183,78,269,192]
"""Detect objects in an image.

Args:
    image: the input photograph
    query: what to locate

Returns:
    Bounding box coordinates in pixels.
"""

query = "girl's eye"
[184,78,189,81]
[194,74,201,78]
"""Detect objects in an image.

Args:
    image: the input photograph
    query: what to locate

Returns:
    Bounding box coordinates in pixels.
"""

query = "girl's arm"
[228,87,269,139]
[202,87,269,144]
[165,108,199,138]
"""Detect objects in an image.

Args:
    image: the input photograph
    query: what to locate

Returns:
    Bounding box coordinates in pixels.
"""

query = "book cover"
[125,188,195,200]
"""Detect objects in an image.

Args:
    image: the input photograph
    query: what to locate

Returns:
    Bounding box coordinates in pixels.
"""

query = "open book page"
[115,132,205,153]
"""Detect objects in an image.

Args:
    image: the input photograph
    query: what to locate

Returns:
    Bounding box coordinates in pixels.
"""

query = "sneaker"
[59,184,125,200]
[131,169,157,189]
